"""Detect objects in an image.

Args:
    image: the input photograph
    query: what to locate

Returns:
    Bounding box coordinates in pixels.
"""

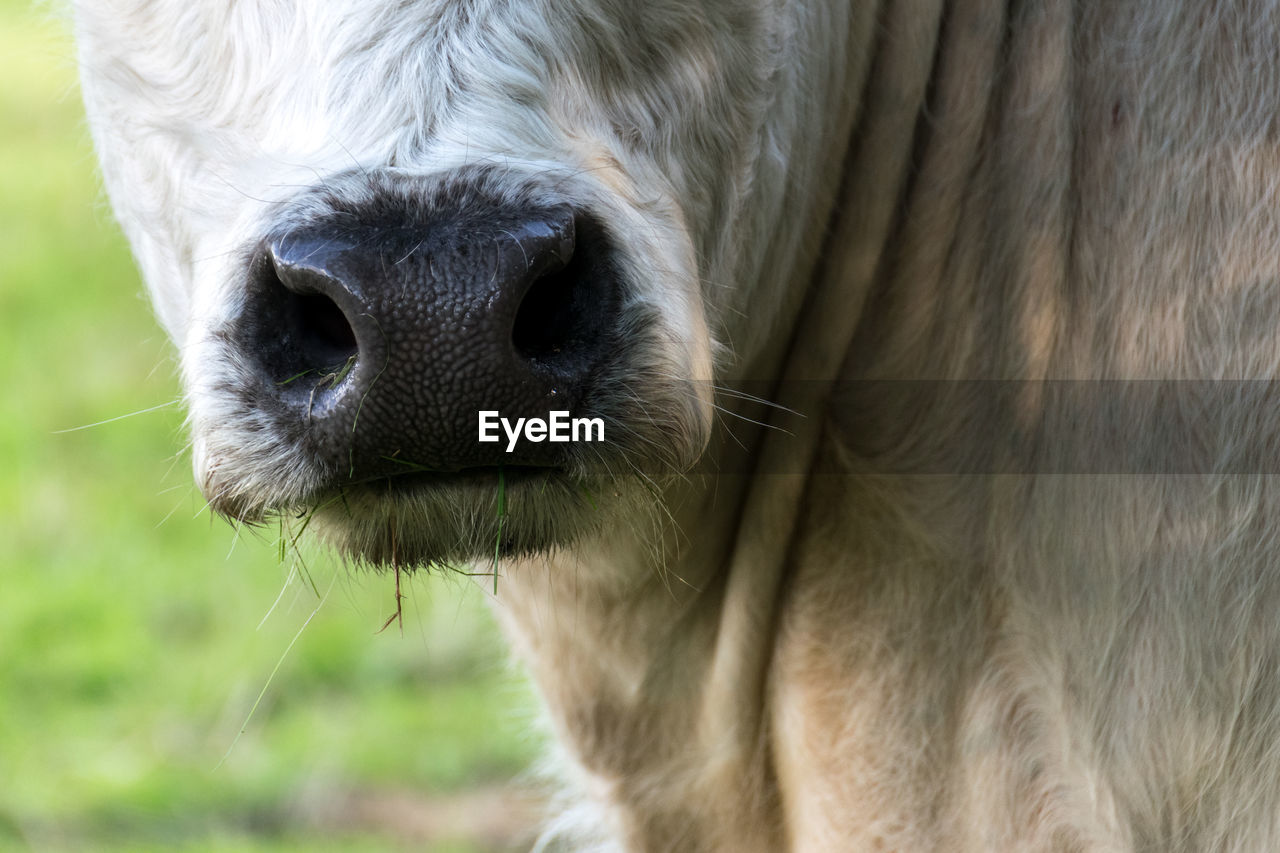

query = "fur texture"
[72,0,1280,849]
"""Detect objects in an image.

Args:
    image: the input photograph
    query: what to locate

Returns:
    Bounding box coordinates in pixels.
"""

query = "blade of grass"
[275,368,315,387]
[493,467,506,595]
[377,521,404,636]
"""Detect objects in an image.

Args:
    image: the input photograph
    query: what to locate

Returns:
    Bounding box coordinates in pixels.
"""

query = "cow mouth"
[299,463,607,569]
[337,464,565,497]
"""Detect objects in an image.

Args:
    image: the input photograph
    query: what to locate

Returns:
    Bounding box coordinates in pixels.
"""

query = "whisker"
[52,400,180,433]
[710,403,795,437]
[711,384,805,417]
[216,572,335,770]
[257,561,299,630]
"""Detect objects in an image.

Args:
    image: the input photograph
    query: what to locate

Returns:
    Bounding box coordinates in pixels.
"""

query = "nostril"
[287,290,359,370]
[512,261,583,360]
[511,215,617,370]
[239,247,362,389]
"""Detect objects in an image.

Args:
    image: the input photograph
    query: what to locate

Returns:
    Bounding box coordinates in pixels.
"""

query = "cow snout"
[230,196,621,485]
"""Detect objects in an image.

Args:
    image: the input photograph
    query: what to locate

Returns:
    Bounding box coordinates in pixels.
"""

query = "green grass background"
[0,2,542,850]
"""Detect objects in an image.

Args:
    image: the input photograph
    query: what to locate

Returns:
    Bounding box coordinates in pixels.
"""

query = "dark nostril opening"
[511,216,615,369]
[288,290,358,368]
[241,250,362,388]
[512,262,584,360]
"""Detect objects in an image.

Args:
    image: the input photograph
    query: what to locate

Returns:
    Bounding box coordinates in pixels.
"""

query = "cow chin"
[194,372,707,570]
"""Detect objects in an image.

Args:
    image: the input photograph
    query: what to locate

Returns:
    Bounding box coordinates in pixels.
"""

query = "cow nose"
[234,201,618,480]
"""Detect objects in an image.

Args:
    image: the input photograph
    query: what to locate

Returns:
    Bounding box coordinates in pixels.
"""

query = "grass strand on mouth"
[378,514,404,635]
[378,500,405,635]
[377,558,405,636]
[293,549,321,600]
[282,494,346,600]
[275,491,345,596]
[329,354,357,386]
[380,455,432,472]
[493,467,506,596]
[275,368,315,387]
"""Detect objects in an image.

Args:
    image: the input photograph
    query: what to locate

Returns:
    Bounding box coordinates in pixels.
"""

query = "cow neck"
[490,0,950,845]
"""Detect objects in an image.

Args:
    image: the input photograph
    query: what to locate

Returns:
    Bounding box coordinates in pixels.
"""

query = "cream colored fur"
[73,0,1280,849]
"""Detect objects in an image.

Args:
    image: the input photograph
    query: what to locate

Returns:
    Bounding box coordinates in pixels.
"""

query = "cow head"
[73,0,852,567]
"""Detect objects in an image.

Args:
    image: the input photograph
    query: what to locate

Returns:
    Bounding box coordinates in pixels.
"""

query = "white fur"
[72,0,1280,849]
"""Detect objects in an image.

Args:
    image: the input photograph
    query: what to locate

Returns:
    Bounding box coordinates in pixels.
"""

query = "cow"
[71,0,1280,849]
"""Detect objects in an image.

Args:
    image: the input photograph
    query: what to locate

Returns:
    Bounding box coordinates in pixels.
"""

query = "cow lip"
[294,460,596,567]
[340,464,564,494]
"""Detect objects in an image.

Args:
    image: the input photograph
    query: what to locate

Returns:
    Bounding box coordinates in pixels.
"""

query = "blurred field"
[0,2,543,850]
